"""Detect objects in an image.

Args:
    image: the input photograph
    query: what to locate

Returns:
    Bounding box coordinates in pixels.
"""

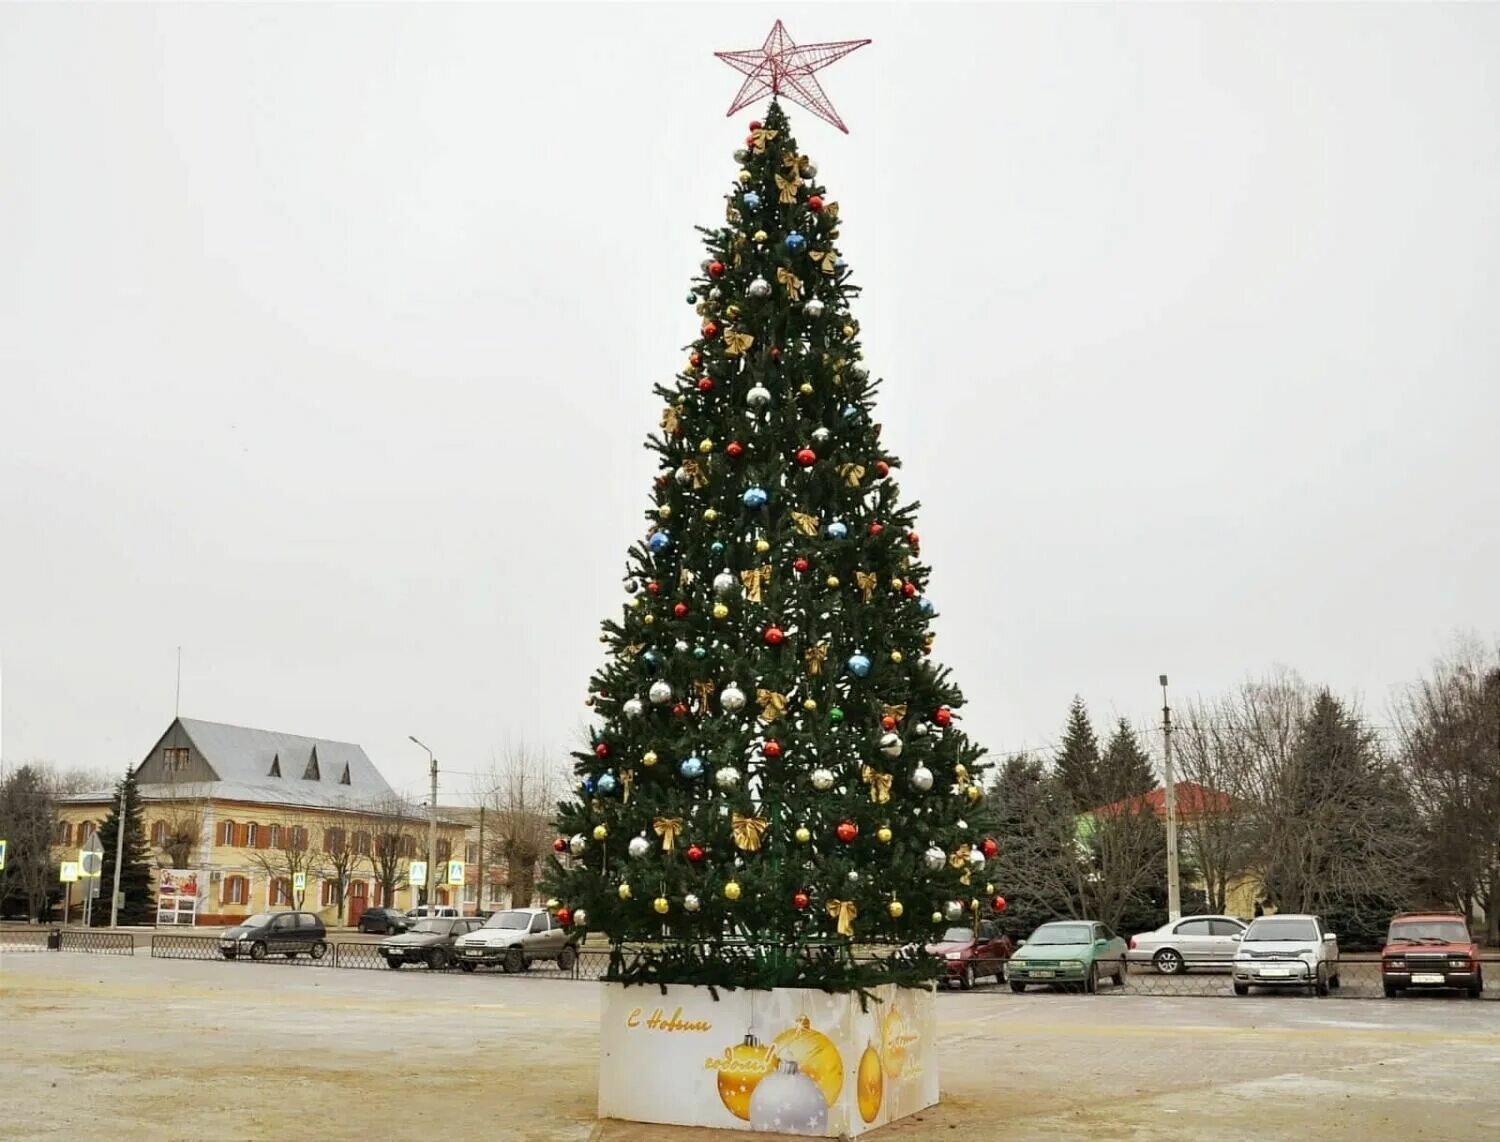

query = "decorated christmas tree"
[549,38,997,994]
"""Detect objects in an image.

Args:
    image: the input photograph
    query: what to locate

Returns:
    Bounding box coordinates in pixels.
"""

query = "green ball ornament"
[711,541,726,556]
[693,645,708,660]
[829,707,845,724]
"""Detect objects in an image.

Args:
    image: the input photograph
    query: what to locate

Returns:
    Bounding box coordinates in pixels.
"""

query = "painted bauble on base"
[747,1060,827,1135]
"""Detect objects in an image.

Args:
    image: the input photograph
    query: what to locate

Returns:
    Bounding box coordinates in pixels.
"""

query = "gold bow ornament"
[740,565,772,604]
[826,899,859,938]
[949,843,972,885]
[725,202,742,226]
[723,329,755,357]
[731,812,769,852]
[660,404,683,436]
[790,511,820,537]
[837,462,865,488]
[882,704,907,723]
[749,126,778,154]
[679,458,708,489]
[803,643,829,677]
[692,678,715,711]
[653,817,683,853]
[757,689,789,723]
[807,249,838,275]
[775,266,803,300]
[855,571,878,603]
[861,765,893,805]
[619,768,634,804]
[775,172,802,205]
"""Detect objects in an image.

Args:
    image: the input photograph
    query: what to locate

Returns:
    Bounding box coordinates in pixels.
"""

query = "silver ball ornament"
[622,698,644,719]
[746,384,772,410]
[684,893,701,913]
[803,160,817,178]
[846,870,860,884]
[803,297,826,319]
[623,576,641,595]
[715,766,742,790]
[733,148,750,164]
[747,277,772,299]
[945,900,965,921]
[879,732,904,759]
[569,834,587,856]
[627,836,650,859]
[811,426,831,445]
[913,722,931,738]
[923,845,946,871]
[573,909,587,926]
[720,684,747,712]
[674,466,694,487]
[712,571,737,597]
[969,847,986,869]
[648,680,673,705]
[709,287,722,301]
[911,765,935,792]
[811,767,835,791]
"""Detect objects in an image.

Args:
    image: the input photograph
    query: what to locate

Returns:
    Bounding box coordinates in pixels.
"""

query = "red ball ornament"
[769,347,781,362]
[881,715,896,731]
[697,378,714,393]
[647,580,661,595]
[903,582,918,598]
[690,352,702,368]
[708,261,725,279]
[868,522,884,537]
[673,602,689,618]
[552,837,567,853]
[795,448,817,467]
[992,895,1008,913]
[793,891,810,911]
[934,707,953,728]
[655,474,670,487]
[749,119,762,131]
[726,441,744,458]
[703,321,719,338]
[672,702,689,719]
[875,460,890,478]
[594,743,611,759]
[981,837,999,859]
[686,843,705,864]
[792,558,809,574]
[835,820,859,844]
[764,626,786,647]
[555,907,572,926]
[808,195,824,212]
[763,740,782,759]
[907,531,921,547]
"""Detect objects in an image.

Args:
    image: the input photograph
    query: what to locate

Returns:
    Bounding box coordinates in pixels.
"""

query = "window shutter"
[235,824,247,848]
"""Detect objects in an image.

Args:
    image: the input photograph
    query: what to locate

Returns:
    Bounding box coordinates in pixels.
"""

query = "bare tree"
[150,781,212,868]
[320,820,364,923]
[364,795,418,910]
[1173,700,1260,914]
[248,815,327,910]
[474,740,567,909]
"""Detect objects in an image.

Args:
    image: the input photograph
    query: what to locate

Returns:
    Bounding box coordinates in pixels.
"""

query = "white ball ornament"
[627,836,650,859]
[811,767,835,791]
[684,893,701,913]
[573,909,588,927]
[945,900,965,921]
[622,698,644,719]
[712,571,737,598]
[715,766,742,790]
[746,384,772,410]
[569,834,587,856]
[879,732,904,759]
[748,1059,828,1135]
[720,683,747,712]
[911,765,935,792]
[803,297,826,319]
[811,427,832,445]
[969,848,986,869]
[923,845,946,871]
[648,680,673,705]
[747,276,772,299]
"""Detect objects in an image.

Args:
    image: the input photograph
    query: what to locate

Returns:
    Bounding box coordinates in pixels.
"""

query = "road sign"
[408,860,428,888]
[59,861,79,883]
[292,872,306,892]
[0,838,7,871]
[446,860,465,886]
[79,849,103,878]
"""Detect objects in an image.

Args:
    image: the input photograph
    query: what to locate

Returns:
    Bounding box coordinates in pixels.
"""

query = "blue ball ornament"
[841,404,860,421]
[826,520,848,540]
[596,773,618,796]
[648,531,672,553]
[582,776,596,795]
[847,654,872,679]
[785,231,807,253]
[919,596,935,616]
[742,486,769,509]
[686,294,697,305]
[692,645,708,660]
[834,257,847,271]
[711,541,726,556]
[679,755,705,780]
[642,650,662,671]
[743,192,762,211]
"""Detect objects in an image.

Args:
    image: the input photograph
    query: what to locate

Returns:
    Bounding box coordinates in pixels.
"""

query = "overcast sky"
[2,3,1496,798]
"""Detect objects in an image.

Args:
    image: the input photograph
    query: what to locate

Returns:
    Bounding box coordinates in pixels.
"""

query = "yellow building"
[56,717,466,926]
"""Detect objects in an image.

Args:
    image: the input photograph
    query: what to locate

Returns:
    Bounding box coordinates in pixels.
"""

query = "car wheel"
[1315,966,1329,997]
[310,941,328,961]
[1329,972,1340,990]
[959,964,974,991]
[1084,964,1098,994]
[249,942,267,961]
[1010,981,1026,994]
[1383,982,1398,998]
[1113,959,1126,987]
[557,945,578,974]
[504,947,525,974]
[1152,948,1186,975]
[220,951,235,960]
[1233,982,1249,996]
[459,962,477,973]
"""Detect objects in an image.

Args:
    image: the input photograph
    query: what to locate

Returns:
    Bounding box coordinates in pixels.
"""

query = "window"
[350,881,368,901]
[246,823,259,848]
[529,914,549,934]
[353,831,371,856]
[1176,920,1213,937]
[372,884,386,906]
[339,763,351,785]
[321,881,338,906]
[57,821,73,845]
[224,876,248,905]
[463,883,478,904]
[270,878,291,906]
[219,820,236,846]
[1210,919,1245,937]
[298,913,320,929]
[151,821,167,847]
[402,836,417,858]
[268,754,282,778]
[268,825,282,849]
[465,843,479,864]
[436,839,452,862]
[289,826,308,851]
[324,828,345,854]
[303,746,321,781]
[489,882,503,906]
[77,821,95,843]
[162,747,190,772]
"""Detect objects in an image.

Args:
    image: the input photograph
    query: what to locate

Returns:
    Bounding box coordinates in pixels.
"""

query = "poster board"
[155,869,202,926]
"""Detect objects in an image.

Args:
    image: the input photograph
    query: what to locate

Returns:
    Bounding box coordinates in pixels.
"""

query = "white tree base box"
[598,981,937,1136]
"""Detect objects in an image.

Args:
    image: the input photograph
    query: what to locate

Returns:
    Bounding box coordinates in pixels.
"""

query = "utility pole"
[410,736,438,908]
[1160,674,1181,922]
[109,780,127,927]
[475,804,486,916]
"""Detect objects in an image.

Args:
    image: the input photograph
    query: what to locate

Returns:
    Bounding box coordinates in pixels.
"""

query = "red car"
[925,920,1014,990]
[1381,913,1484,998]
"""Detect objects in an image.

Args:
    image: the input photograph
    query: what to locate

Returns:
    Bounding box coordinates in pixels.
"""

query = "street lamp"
[409,736,438,910]
[1159,675,1181,922]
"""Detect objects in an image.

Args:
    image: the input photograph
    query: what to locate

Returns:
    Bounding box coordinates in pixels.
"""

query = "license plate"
[1031,970,1054,978]
[1412,973,1445,984]
[464,949,482,957]
[1259,968,1291,978]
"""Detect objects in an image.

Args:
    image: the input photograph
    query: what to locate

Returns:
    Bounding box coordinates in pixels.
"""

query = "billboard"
[156,869,202,927]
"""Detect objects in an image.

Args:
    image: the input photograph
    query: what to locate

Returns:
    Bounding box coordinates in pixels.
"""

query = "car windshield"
[1030,923,1091,945]
[1244,918,1316,941]
[1388,920,1469,944]
[411,920,449,934]
[240,913,275,928]
[483,911,532,930]
[941,927,973,942]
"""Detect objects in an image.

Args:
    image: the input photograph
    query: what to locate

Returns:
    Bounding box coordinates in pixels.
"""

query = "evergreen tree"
[547,102,992,991]
[1099,718,1156,801]
[1053,697,1100,809]
[94,769,153,925]
[986,755,1077,938]
[0,765,58,922]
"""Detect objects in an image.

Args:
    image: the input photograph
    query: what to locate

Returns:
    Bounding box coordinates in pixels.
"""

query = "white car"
[1232,914,1340,995]
[1128,915,1246,974]
[452,906,576,973]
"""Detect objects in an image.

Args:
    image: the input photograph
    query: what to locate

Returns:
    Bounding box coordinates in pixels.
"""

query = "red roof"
[1090,781,1232,820]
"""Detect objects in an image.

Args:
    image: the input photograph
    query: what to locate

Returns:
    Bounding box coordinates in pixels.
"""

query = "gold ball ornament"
[890,578,904,591]
[825,575,841,589]
[754,538,771,554]
[794,826,812,844]
[889,651,904,664]
[714,1035,781,1121]
[726,304,740,319]
[704,508,718,522]
[799,382,815,395]
[712,602,730,620]
[641,750,658,767]
[770,1015,844,1106]
[737,169,752,184]
[753,229,767,243]
[857,1039,884,1123]
[930,911,943,924]
[887,899,904,919]
[966,784,983,803]
[618,883,633,901]
[802,698,818,712]
[642,614,655,626]
[657,505,671,520]
[724,880,742,901]
[592,824,608,841]
[843,325,856,338]
[653,896,670,915]
[882,1006,914,1079]
[876,825,893,844]
[698,438,714,454]
[628,597,641,609]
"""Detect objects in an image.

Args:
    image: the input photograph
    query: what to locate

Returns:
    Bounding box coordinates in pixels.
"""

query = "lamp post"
[409,736,438,909]
[1159,675,1181,922]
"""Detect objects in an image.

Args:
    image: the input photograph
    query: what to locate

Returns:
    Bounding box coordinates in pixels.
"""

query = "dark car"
[1381,913,1484,998]
[925,920,1014,989]
[380,917,483,970]
[219,911,328,961]
[357,907,410,935]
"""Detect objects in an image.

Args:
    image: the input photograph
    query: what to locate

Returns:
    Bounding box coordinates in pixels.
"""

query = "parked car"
[357,907,411,935]
[1128,915,1246,974]
[925,921,1014,990]
[1232,914,1339,995]
[405,905,459,923]
[453,907,577,973]
[219,911,328,961]
[1380,913,1483,998]
[1007,921,1128,993]
[379,917,483,970]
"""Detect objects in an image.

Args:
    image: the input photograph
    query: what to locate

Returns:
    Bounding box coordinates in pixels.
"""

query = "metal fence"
[0,929,52,952]
[151,933,226,961]
[58,930,134,956]
[150,932,333,967]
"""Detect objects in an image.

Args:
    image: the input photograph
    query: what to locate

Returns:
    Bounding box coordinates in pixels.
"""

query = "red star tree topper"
[715,19,871,134]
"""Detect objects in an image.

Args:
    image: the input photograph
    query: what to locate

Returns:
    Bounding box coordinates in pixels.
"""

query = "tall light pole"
[1160,674,1181,922]
[409,736,438,908]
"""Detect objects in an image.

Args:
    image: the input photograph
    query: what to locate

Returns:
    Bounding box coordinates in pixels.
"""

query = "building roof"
[1088,781,1233,821]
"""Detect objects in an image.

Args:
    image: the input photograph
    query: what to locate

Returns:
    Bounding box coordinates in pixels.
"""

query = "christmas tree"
[549,99,995,992]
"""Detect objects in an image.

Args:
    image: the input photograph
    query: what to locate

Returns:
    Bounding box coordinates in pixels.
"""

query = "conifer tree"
[1054,697,1100,809]
[1099,718,1156,801]
[547,102,994,990]
[94,769,153,925]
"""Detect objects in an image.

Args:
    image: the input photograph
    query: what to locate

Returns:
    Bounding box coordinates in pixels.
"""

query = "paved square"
[2,951,1497,1140]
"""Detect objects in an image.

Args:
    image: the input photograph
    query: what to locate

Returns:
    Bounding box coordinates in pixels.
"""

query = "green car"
[1007,920,1129,993]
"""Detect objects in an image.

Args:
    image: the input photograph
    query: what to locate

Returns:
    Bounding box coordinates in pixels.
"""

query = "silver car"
[452,906,576,973]
[1232,913,1341,995]
[1128,915,1246,974]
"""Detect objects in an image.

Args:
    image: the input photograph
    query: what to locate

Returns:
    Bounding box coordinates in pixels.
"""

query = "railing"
[58,930,134,955]
[0,929,52,952]
[150,932,332,966]
[151,934,225,961]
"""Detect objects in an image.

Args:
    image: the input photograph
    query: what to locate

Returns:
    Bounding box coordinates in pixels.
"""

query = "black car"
[380,917,483,969]
[357,906,410,935]
[219,912,328,961]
